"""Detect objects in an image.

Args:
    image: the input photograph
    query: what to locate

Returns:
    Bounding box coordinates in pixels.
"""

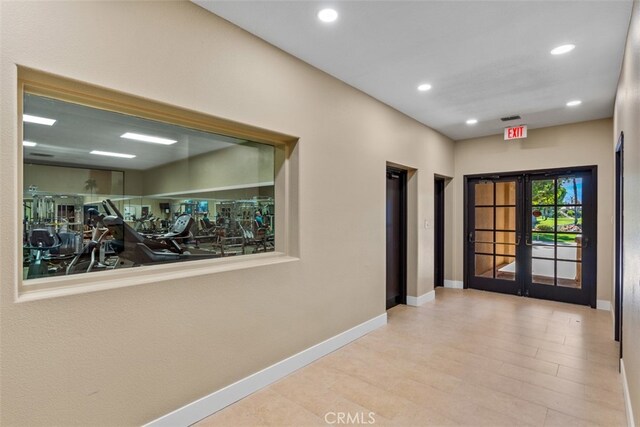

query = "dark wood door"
[434,178,445,287]
[386,168,407,309]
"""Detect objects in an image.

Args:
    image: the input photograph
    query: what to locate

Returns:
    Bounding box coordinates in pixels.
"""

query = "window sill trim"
[17,252,299,303]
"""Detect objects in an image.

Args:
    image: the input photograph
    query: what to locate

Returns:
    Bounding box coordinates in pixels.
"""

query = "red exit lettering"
[504,125,527,140]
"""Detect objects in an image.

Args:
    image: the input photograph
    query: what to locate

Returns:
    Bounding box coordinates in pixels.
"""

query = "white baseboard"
[597,299,611,311]
[144,313,388,427]
[406,290,435,306]
[621,359,636,427]
[444,280,464,289]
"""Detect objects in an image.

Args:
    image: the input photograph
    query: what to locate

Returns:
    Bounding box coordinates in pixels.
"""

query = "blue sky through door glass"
[559,178,582,205]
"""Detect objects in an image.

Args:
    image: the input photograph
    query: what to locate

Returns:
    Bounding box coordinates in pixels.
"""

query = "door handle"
[582,237,589,248]
[525,234,533,246]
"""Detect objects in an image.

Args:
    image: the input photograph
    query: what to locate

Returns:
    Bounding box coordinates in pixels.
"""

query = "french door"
[467,176,522,295]
[465,167,597,307]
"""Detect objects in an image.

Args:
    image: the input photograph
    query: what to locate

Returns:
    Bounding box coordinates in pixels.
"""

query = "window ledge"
[17,252,299,303]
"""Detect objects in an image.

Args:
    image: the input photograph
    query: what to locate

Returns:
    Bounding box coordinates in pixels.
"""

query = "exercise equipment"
[65,213,113,275]
[29,194,84,231]
[190,198,275,256]
[65,199,218,275]
[25,229,61,279]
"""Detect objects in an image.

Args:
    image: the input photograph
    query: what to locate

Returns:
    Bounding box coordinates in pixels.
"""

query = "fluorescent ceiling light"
[22,141,38,147]
[121,132,177,145]
[23,114,56,126]
[90,150,136,159]
[566,100,582,107]
[551,44,575,55]
[417,83,432,92]
[466,119,478,125]
[318,8,338,23]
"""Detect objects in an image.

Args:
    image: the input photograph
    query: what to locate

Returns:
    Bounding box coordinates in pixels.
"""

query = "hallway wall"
[452,118,615,303]
[614,0,640,421]
[0,2,453,425]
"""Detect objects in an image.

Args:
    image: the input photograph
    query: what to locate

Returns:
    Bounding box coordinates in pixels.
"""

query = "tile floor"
[196,288,626,426]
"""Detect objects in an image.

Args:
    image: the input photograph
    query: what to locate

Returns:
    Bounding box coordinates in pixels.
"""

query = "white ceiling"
[194,0,633,140]
[23,94,243,170]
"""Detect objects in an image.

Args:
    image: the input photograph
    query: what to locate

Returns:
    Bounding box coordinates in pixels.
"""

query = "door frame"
[615,132,624,358]
[386,166,407,308]
[464,165,598,308]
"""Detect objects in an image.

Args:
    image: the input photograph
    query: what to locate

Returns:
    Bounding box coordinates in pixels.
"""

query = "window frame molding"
[16,66,300,302]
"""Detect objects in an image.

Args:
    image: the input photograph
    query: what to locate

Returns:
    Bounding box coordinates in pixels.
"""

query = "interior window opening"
[22,93,276,282]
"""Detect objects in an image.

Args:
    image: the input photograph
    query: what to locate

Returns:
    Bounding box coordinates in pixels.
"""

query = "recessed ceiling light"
[566,100,582,107]
[466,119,478,125]
[22,141,38,147]
[551,44,575,55]
[23,114,56,126]
[121,132,177,145]
[318,8,338,23]
[417,83,432,92]
[90,150,136,159]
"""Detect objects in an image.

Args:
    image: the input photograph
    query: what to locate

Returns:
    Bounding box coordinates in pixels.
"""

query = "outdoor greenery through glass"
[530,176,582,288]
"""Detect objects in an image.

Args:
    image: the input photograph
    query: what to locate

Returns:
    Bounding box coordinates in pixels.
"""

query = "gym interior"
[22,93,276,280]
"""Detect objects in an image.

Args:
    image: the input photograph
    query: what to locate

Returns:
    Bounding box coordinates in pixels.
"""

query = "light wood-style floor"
[196,288,626,426]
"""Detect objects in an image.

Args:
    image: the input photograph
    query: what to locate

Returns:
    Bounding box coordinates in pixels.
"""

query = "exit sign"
[504,125,527,140]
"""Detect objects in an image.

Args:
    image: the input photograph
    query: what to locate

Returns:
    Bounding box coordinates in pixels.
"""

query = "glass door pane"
[529,176,582,289]
[473,180,517,282]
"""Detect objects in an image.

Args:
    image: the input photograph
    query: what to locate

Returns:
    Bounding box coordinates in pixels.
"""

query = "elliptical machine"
[65,208,113,275]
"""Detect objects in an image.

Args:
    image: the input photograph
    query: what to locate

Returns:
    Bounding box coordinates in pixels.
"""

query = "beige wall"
[614,0,640,420]
[23,164,124,197]
[453,119,615,303]
[0,2,454,425]
[143,143,274,196]
[24,144,273,198]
